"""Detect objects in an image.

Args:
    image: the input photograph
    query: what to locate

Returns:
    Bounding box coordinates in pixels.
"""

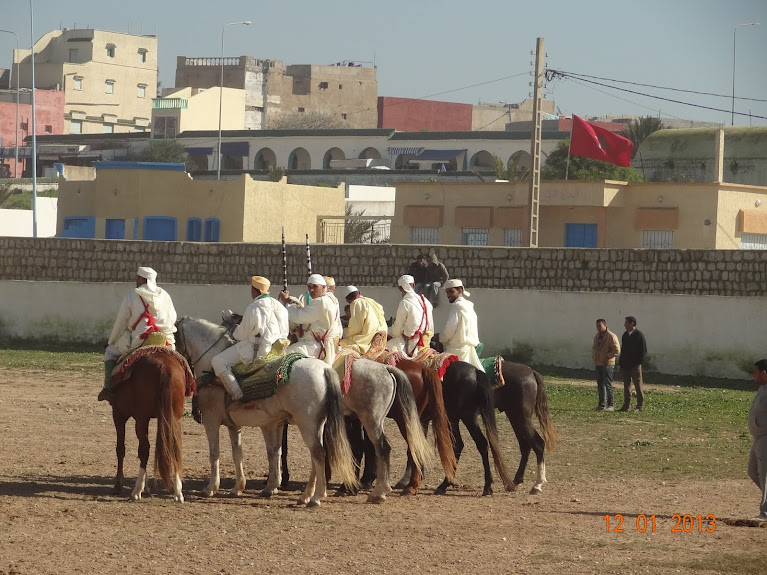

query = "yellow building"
[57,162,345,243]
[14,28,158,134]
[392,179,767,249]
[152,87,245,138]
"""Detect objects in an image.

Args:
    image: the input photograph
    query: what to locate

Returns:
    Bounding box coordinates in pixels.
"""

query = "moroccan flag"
[570,115,634,167]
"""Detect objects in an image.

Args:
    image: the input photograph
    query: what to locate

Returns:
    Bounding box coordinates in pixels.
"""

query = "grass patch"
[0,348,101,372]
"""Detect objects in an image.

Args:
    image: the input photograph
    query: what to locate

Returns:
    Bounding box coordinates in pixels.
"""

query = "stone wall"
[1,237,766,296]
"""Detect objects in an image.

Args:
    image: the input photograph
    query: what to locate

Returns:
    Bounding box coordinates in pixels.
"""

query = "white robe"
[441,296,484,371]
[285,292,339,364]
[387,291,434,357]
[232,295,288,360]
[107,284,177,355]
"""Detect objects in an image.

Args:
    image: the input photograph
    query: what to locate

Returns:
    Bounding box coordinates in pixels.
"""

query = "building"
[390,178,767,249]
[175,57,378,130]
[14,28,158,135]
[474,99,556,131]
[0,88,65,177]
[56,161,345,243]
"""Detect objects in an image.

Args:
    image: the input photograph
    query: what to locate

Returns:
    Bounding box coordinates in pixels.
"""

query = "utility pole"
[526,37,544,247]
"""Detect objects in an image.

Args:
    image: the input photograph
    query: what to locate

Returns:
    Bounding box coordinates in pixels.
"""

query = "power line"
[475,109,511,131]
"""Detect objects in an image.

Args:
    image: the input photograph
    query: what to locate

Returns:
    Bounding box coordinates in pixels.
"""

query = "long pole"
[281,226,288,292]
[0,30,19,178]
[30,0,37,237]
[217,20,250,181]
[565,118,574,180]
[731,22,760,126]
[526,36,544,248]
[305,233,312,277]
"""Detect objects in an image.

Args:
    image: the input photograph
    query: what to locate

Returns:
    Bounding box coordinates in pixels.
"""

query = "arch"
[359,147,381,160]
[254,147,277,170]
[509,150,532,179]
[394,154,418,170]
[288,147,311,170]
[323,147,346,169]
[469,150,495,171]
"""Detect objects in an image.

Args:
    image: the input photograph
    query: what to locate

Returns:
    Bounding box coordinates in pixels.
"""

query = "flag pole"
[281,227,288,293]
[565,116,574,180]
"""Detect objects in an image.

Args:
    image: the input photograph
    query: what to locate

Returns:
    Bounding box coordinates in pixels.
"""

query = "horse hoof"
[130,493,141,501]
[260,489,276,498]
[296,497,309,506]
[394,481,407,490]
[400,487,418,496]
[174,494,184,503]
[360,480,374,491]
[366,494,386,504]
[482,487,493,497]
[510,482,520,493]
[529,486,543,495]
[306,499,321,508]
[201,488,217,497]
[433,487,447,496]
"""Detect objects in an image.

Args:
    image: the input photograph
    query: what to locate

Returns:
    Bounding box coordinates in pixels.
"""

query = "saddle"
[331,331,390,395]
[368,347,460,380]
[480,355,506,389]
[110,346,197,396]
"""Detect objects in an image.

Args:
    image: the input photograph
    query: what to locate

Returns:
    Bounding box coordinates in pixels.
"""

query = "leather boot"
[221,372,243,401]
[98,360,117,402]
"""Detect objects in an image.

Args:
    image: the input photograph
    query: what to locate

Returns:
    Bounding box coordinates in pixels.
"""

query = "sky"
[1,0,766,126]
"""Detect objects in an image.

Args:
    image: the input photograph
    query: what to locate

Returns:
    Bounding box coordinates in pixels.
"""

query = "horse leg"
[280,422,290,489]
[361,420,391,504]
[335,417,362,496]
[435,417,464,495]
[112,410,127,495]
[296,423,326,507]
[395,418,429,493]
[506,411,547,494]
[227,426,246,496]
[130,418,151,501]
[464,414,494,496]
[359,429,377,490]
[260,424,283,497]
[201,418,222,497]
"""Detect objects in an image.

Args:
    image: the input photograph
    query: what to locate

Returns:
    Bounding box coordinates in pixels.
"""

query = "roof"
[638,127,767,160]
[177,129,396,138]
[26,133,150,145]
[389,131,569,141]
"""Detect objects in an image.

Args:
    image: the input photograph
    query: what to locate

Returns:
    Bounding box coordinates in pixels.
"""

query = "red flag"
[570,115,634,167]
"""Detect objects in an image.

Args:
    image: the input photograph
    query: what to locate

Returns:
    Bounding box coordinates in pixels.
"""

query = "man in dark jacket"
[618,315,647,412]
[424,253,449,307]
[407,255,429,294]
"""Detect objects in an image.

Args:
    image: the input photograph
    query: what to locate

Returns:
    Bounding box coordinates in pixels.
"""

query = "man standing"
[340,286,388,355]
[280,274,340,365]
[387,274,434,357]
[618,315,647,412]
[747,359,767,522]
[592,319,621,411]
[407,255,429,295]
[439,279,483,371]
[323,276,344,348]
[99,266,177,402]
[424,253,449,307]
[211,276,287,400]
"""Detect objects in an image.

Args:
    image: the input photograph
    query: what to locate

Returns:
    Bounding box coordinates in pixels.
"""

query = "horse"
[175,316,358,507]
[437,360,558,496]
[108,348,187,502]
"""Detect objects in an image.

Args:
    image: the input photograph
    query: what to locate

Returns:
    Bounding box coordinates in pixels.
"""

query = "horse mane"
[182,316,234,344]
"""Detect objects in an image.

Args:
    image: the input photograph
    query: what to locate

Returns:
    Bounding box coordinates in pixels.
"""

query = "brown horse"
[109,349,187,501]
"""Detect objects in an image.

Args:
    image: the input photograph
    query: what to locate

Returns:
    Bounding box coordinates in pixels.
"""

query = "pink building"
[377,97,473,132]
[0,89,64,177]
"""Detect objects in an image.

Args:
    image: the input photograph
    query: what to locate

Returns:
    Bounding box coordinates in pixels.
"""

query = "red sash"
[311,307,339,360]
[131,296,163,341]
[403,294,428,353]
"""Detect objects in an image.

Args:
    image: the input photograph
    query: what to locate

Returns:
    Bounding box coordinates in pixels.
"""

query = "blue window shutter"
[105,219,125,239]
[186,218,202,241]
[204,218,220,242]
[133,218,139,240]
[565,223,597,248]
[143,216,178,241]
[60,216,96,238]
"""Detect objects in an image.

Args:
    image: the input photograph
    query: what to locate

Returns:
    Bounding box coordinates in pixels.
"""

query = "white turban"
[444,278,470,297]
[307,274,327,286]
[398,274,415,293]
[137,266,158,293]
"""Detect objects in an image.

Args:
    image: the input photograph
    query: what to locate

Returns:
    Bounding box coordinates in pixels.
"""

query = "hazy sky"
[1,0,766,126]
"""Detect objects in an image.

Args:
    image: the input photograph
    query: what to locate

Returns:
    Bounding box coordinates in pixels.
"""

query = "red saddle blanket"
[368,348,459,379]
[110,346,197,396]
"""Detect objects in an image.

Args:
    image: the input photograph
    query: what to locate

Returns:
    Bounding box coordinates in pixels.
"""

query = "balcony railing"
[183,57,241,67]
[152,98,188,110]
[319,217,392,244]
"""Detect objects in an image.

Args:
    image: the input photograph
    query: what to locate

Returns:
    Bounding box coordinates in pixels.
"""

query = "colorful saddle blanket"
[481,355,505,389]
[110,346,197,396]
[237,353,306,403]
[231,339,291,379]
[368,347,459,379]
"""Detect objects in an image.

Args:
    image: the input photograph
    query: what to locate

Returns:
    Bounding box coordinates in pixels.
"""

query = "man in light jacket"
[387,274,434,357]
[592,318,621,411]
[439,279,484,371]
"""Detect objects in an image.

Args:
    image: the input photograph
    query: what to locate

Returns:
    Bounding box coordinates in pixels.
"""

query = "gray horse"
[175,316,357,507]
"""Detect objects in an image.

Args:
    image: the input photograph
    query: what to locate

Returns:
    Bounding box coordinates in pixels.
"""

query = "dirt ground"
[0,366,765,575]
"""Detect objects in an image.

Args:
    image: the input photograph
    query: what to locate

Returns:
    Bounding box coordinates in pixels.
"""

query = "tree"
[541,140,643,182]
[493,155,528,180]
[271,111,344,130]
[136,139,195,171]
[622,116,664,158]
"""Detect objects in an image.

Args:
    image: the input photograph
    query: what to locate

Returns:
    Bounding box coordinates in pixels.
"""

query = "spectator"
[407,255,429,294]
[423,253,449,307]
[747,359,767,522]
[618,315,647,412]
[591,319,620,411]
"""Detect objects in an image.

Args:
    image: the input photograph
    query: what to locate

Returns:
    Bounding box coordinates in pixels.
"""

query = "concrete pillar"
[714,128,725,183]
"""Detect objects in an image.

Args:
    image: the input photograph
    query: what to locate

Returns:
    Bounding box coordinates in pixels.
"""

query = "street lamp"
[0,29,20,178]
[217,20,250,181]
[29,0,38,237]
[731,22,760,126]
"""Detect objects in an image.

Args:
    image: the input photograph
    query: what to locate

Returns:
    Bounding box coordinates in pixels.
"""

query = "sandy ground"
[0,366,765,575]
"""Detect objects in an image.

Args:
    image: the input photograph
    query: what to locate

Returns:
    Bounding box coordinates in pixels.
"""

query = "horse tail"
[476,368,514,492]
[388,366,434,475]
[421,366,456,483]
[321,366,359,492]
[154,361,184,492]
[533,370,558,452]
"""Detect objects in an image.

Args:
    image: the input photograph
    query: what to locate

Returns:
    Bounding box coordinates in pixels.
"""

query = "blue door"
[565,223,598,248]
[204,218,220,242]
[143,217,177,241]
[105,219,125,239]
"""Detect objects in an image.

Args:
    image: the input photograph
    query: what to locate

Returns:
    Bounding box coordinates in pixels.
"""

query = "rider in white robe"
[387,274,434,357]
[440,279,484,371]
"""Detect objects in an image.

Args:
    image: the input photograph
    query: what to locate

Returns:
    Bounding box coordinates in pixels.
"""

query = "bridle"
[175,317,231,369]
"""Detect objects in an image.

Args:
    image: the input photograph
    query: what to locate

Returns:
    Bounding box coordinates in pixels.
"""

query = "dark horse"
[109,349,187,501]
[436,360,558,496]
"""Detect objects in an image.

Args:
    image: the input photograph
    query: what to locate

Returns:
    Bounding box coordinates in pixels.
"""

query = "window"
[102,123,114,134]
[503,228,523,247]
[143,216,177,241]
[411,227,439,244]
[186,218,202,242]
[338,84,343,90]
[44,125,52,133]
[461,227,489,246]
[105,80,115,94]
[70,120,82,134]
[106,44,115,58]
[341,114,347,120]
[297,107,305,113]
[204,218,221,242]
[319,81,328,89]
[565,223,598,248]
[137,84,147,98]
[73,76,83,91]
[152,116,177,139]
[60,217,95,238]
[20,121,28,131]
[105,219,125,239]
[642,229,674,249]
[741,233,767,250]
[138,49,147,63]
[69,48,78,63]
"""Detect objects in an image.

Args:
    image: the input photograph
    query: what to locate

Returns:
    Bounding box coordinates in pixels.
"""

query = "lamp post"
[217,20,250,181]
[29,0,38,237]
[731,22,759,126]
[0,29,20,178]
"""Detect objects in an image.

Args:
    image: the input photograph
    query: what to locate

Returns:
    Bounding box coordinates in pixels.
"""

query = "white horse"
[175,317,358,507]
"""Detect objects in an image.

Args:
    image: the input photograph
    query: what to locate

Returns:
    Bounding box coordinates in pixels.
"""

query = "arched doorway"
[288,147,311,170]
[254,147,277,170]
[509,150,532,179]
[359,147,381,160]
[469,150,495,172]
[323,147,346,169]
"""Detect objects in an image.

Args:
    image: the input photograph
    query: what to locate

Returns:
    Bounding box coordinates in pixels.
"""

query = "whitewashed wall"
[1,280,764,379]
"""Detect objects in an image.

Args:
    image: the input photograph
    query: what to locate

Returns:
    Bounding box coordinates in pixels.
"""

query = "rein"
[176,317,231,369]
